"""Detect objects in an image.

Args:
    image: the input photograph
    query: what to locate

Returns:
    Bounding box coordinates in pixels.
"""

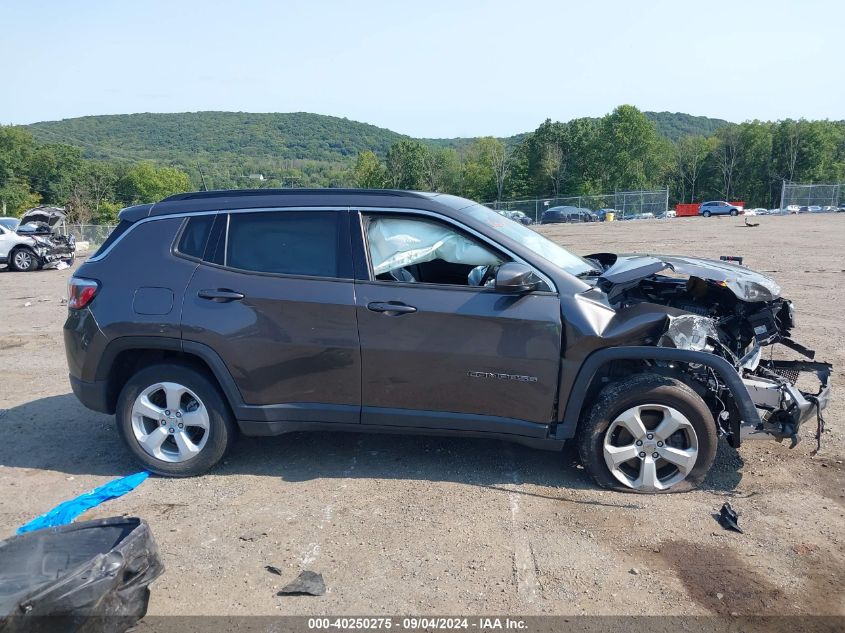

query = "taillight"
[68,277,99,309]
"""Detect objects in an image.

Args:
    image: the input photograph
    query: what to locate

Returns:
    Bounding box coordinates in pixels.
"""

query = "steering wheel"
[468,265,496,287]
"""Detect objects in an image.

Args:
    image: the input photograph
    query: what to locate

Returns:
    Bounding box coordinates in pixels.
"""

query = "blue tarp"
[17,471,149,534]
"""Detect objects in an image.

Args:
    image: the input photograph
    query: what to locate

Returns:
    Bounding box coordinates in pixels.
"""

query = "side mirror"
[495,262,540,293]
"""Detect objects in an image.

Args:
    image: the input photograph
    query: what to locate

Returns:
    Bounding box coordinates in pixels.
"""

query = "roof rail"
[159,188,427,203]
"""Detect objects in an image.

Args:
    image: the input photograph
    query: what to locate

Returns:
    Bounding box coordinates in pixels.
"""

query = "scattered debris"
[792,543,819,555]
[17,471,149,534]
[23,302,31,307]
[717,502,743,533]
[0,517,163,628]
[239,531,268,542]
[629,568,640,575]
[277,570,326,596]
[743,218,760,227]
[265,564,283,576]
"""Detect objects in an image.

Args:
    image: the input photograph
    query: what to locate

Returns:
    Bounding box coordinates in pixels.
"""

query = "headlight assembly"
[661,314,719,352]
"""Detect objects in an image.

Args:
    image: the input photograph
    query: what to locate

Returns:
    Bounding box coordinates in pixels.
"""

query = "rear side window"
[176,215,214,259]
[226,211,349,278]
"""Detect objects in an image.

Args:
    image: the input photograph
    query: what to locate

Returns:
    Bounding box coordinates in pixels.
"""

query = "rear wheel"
[702,210,711,218]
[10,248,38,272]
[577,374,718,493]
[730,209,738,216]
[116,363,237,477]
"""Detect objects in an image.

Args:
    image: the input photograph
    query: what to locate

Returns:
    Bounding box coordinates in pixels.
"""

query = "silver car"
[699,201,741,217]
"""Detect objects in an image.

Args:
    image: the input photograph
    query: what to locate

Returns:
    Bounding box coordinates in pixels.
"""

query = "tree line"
[355,106,845,208]
[0,126,191,222]
[2,105,844,223]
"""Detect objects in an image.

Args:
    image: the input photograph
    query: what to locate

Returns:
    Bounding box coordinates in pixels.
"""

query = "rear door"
[352,210,562,434]
[181,209,361,424]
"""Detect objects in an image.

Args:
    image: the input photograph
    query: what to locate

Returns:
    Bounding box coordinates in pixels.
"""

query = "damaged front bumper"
[740,360,832,447]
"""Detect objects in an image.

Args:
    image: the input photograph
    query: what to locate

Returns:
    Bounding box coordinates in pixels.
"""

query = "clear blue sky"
[1,0,842,137]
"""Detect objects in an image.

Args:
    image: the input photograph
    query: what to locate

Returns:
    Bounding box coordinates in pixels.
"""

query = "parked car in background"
[541,206,596,224]
[698,201,741,217]
[798,206,810,214]
[595,209,617,222]
[0,217,20,231]
[665,209,676,218]
[64,188,831,493]
[744,208,764,216]
[786,205,800,214]
[0,207,76,272]
[837,204,845,213]
[821,206,836,213]
[506,210,534,225]
[807,205,823,213]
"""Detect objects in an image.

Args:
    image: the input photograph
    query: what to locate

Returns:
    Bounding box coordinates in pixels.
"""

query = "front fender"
[554,346,760,441]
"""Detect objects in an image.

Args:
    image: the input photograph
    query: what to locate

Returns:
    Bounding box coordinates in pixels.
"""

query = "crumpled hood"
[19,206,66,228]
[590,253,782,302]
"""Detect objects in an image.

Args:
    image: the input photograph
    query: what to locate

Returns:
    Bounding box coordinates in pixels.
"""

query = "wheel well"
[576,359,735,429]
[104,348,224,413]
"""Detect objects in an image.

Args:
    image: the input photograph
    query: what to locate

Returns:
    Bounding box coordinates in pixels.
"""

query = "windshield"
[462,204,595,276]
[0,217,19,230]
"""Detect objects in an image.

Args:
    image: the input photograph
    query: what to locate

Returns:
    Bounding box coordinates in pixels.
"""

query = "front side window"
[226,211,348,278]
[365,215,504,287]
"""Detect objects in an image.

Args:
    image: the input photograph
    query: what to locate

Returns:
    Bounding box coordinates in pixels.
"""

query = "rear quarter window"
[175,215,215,259]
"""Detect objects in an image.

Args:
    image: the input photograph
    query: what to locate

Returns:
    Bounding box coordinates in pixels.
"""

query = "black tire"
[576,374,718,494]
[730,209,738,216]
[116,363,237,477]
[702,210,711,218]
[9,247,38,272]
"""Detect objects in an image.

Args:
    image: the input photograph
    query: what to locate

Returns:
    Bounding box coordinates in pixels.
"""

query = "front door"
[354,211,562,434]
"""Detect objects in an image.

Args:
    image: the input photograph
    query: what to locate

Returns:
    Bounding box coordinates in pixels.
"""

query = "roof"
[119,189,455,222]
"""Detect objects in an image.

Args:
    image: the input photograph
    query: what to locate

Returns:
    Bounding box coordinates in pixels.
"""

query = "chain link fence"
[779,182,842,211]
[65,224,117,251]
[485,189,669,223]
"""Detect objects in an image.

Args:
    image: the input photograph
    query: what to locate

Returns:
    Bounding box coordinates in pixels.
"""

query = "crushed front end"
[590,252,833,450]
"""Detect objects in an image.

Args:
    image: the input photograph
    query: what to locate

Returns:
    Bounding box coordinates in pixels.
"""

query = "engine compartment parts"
[0,517,163,632]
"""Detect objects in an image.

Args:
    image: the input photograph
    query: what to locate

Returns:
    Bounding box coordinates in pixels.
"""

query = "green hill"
[644,111,730,141]
[24,110,730,167]
[26,111,408,164]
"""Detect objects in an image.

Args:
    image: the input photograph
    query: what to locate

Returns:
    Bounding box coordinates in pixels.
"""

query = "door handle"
[198,289,245,303]
[367,301,417,315]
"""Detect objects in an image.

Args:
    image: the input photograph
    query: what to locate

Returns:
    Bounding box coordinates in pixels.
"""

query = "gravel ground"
[0,213,842,617]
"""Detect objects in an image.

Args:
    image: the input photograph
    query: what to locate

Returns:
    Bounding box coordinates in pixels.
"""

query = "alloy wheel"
[13,250,33,270]
[602,404,699,491]
[131,382,210,463]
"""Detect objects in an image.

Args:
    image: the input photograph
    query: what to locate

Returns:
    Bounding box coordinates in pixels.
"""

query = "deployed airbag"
[368,217,500,275]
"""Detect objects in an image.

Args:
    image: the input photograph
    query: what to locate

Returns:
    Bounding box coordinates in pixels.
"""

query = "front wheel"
[702,210,711,218]
[577,374,718,493]
[730,209,738,216]
[10,248,38,272]
[116,363,237,477]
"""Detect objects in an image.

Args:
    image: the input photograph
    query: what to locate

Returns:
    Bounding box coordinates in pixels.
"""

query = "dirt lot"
[0,214,843,617]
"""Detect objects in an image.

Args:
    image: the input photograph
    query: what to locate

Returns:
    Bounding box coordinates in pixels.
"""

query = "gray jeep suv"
[64,190,831,492]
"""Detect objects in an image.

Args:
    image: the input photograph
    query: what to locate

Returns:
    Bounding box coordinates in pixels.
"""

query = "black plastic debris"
[0,517,164,633]
[264,565,283,576]
[717,502,743,533]
[277,571,325,596]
